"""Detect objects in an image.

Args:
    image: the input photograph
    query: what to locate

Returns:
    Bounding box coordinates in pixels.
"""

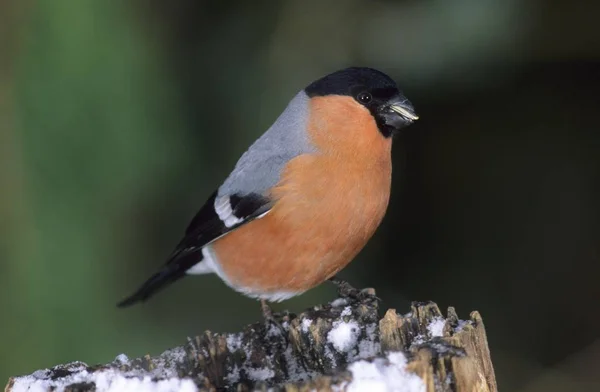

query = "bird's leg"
[260,299,289,345]
[329,276,380,301]
[260,300,284,331]
[260,299,275,321]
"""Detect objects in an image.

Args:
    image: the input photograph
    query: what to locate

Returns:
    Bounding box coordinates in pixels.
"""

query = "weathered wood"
[5,290,497,392]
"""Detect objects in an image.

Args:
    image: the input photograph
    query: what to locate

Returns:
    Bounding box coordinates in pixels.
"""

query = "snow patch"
[149,347,187,378]
[301,318,313,333]
[113,354,129,365]
[328,320,360,353]
[342,352,426,392]
[427,317,446,338]
[411,334,425,347]
[225,365,240,384]
[357,324,380,359]
[246,367,275,382]
[266,323,283,338]
[10,368,197,392]
[226,333,243,352]
[330,298,349,307]
[10,347,190,392]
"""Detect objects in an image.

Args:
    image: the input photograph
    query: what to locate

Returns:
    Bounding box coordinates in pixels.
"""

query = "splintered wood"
[5,291,497,392]
[379,303,497,392]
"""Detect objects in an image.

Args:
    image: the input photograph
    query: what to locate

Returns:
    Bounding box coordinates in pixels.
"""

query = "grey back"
[217,91,316,198]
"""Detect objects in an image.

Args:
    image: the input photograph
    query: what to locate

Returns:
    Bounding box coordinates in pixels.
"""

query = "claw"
[328,277,381,302]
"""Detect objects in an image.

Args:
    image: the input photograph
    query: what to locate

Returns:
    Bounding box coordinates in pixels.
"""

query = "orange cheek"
[307,95,391,160]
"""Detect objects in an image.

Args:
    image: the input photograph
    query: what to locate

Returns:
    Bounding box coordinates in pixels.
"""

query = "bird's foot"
[260,300,288,341]
[329,277,381,302]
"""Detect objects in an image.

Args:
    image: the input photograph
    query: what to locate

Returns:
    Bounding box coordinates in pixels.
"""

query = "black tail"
[117,251,202,307]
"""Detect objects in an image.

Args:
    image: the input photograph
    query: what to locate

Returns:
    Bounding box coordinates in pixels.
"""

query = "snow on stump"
[4,289,497,392]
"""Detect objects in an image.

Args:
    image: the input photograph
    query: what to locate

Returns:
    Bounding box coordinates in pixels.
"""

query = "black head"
[305,67,418,137]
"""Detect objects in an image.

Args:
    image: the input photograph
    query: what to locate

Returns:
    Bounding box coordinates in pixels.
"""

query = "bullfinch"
[117,67,418,316]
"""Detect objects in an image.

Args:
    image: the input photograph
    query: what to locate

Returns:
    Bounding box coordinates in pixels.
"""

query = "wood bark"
[5,289,497,391]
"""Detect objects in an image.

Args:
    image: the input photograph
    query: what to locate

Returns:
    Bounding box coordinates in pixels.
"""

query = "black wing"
[117,191,271,307]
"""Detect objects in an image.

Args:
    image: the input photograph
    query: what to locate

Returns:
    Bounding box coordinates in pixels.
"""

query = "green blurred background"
[1,0,599,390]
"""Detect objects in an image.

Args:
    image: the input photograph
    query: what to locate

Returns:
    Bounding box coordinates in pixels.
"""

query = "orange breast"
[211,96,392,295]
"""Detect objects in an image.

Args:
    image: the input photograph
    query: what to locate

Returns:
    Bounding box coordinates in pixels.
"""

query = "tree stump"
[4,289,497,391]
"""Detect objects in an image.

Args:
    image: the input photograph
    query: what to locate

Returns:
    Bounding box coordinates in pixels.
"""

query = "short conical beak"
[389,102,419,122]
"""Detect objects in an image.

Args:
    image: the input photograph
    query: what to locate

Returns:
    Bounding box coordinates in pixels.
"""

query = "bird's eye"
[357,92,372,104]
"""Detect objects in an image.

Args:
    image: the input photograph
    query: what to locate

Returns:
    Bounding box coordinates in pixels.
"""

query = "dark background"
[1,1,599,390]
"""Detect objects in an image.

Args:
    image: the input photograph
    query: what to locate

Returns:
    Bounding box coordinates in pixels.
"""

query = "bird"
[117,67,418,317]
